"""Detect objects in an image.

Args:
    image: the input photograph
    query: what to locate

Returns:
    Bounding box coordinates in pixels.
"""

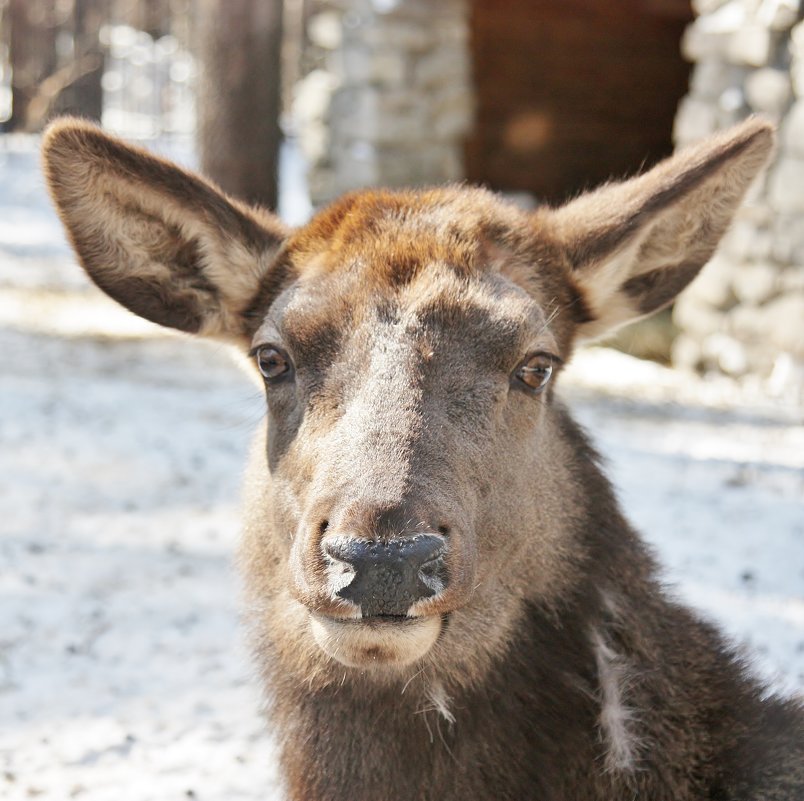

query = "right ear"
[42,118,289,341]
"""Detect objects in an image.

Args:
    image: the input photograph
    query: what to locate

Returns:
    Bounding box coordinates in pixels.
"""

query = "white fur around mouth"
[309,613,442,669]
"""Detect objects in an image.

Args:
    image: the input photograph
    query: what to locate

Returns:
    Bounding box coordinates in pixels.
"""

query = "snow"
[0,135,801,800]
[565,355,804,697]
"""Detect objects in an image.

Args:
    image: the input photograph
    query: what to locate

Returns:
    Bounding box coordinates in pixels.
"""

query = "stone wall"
[293,0,472,206]
[672,0,804,393]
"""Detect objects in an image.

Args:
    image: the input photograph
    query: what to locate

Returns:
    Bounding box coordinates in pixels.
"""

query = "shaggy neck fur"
[258,415,801,801]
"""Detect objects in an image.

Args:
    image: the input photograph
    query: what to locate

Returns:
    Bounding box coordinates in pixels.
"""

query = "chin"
[309,613,443,670]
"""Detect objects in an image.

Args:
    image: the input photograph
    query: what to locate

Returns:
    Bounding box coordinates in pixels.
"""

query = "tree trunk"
[8,0,57,131]
[52,0,105,123]
[197,0,284,209]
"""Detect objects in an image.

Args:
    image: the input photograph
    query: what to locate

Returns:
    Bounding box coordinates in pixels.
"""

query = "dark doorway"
[466,0,694,204]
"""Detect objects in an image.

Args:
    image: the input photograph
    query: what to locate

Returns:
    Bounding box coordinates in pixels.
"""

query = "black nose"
[324,534,447,616]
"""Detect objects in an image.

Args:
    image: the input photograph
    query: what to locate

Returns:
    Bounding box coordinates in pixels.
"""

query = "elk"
[43,117,802,800]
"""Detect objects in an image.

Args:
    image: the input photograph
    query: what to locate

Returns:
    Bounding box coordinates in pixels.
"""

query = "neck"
[269,595,614,801]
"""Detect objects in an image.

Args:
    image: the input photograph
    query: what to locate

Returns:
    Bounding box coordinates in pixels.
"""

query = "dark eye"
[514,353,554,393]
[255,345,292,381]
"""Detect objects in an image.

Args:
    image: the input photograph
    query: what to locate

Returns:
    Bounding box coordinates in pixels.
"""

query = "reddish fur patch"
[273,187,582,357]
[285,188,528,285]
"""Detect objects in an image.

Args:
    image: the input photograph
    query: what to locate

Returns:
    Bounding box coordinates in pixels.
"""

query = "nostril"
[419,556,443,577]
[318,519,329,535]
[437,525,450,536]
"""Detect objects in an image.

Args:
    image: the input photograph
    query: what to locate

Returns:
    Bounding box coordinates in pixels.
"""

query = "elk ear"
[42,118,289,341]
[544,118,774,341]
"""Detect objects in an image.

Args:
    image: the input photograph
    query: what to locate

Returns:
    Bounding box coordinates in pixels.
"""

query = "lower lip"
[327,614,422,627]
[309,612,443,668]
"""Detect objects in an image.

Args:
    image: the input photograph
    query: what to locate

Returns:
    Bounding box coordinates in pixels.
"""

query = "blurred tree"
[8,0,103,131]
[51,0,104,123]
[8,0,57,130]
[197,0,283,209]
[131,0,172,39]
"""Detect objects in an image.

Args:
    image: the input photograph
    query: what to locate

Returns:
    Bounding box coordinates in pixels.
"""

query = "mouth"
[309,612,442,669]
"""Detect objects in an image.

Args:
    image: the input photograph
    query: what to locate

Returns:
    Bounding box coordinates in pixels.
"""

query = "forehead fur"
[285,186,557,284]
[249,186,583,355]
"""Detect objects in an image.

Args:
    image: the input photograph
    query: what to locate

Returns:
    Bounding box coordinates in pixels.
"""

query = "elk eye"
[255,345,292,381]
[514,354,554,393]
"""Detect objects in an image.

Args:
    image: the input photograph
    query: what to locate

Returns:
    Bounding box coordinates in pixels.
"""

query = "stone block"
[326,0,372,12]
[671,332,704,371]
[772,215,804,263]
[735,197,773,224]
[298,121,331,166]
[763,292,804,353]
[360,143,463,186]
[758,0,801,30]
[778,264,804,292]
[745,67,792,113]
[720,219,762,259]
[431,143,463,181]
[768,156,804,212]
[335,142,381,188]
[719,85,746,113]
[693,0,749,35]
[330,86,427,144]
[691,60,748,100]
[732,261,780,303]
[716,99,750,130]
[681,24,731,62]
[771,227,796,263]
[604,310,677,363]
[727,25,775,67]
[337,108,426,144]
[673,97,718,145]
[767,352,804,398]
[790,59,804,97]
[431,87,473,139]
[747,227,776,260]
[340,46,408,86]
[293,70,338,125]
[357,18,435,51]
[701,332,750,375]
[792,18,804,51]
[434,19,470,45]
[728,303,768,339]
[365,0,465,20]
[780,99,804,155]
[308,11,343,50]
[307,167,338,206]
[674,294,727,335]
[690,253,738,309]
[692,0,733,13]
[414,46,470,89]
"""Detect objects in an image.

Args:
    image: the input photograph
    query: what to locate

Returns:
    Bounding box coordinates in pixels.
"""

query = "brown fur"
[42,117,802,800]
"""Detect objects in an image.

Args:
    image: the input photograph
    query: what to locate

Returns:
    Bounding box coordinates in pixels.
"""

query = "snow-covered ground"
[0,135,802,801]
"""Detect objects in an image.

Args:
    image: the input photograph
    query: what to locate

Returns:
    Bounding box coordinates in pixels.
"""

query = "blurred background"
[0,2,802,800]
[3,0,804,381]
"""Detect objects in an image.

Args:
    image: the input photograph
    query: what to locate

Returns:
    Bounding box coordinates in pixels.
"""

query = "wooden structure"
[467,0,694,203]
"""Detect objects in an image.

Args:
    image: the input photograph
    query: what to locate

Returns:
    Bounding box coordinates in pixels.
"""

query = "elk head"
[43,118,773,682]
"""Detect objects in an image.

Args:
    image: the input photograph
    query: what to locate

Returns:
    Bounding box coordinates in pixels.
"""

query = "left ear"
[542,118,775,341]
[42,118,290,342]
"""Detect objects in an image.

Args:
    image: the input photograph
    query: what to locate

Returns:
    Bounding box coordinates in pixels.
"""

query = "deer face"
[247,205,584,668]
[43,118,773,678]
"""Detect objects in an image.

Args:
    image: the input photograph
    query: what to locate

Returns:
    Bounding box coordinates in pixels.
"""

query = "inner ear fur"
[42,118,289,339]
[542,118,775,341]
